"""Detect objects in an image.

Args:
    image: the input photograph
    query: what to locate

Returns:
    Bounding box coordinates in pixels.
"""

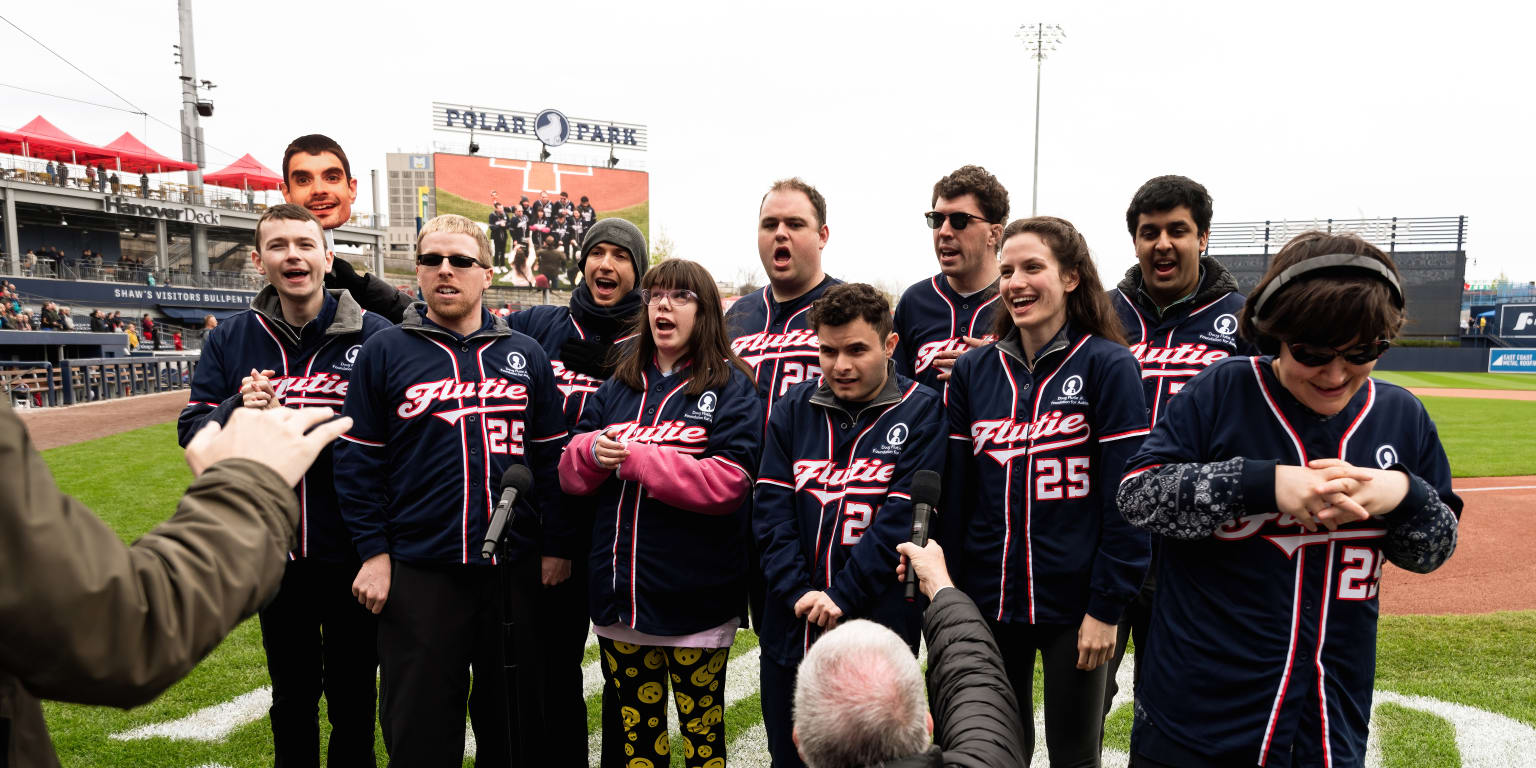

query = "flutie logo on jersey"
[1376,444,1399,469]
[969,411,1089,466]
[1129,342,1231,369]
[792,458,896,505]
[333,344,361,371]
[873,423,908,456]
[603,420,710,451]
[685,391,718,422]
[270,373,349,401]
[1214,314,1238,336]
[1213,511,1387,557]
[396,378,529,422]
[730,329,820,367]
[549,359,602,400]
[1052,375,1088,406]
[498,352,531,380]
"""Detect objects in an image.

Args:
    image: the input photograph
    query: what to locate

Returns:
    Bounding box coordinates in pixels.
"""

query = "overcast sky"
[2,1,1532,289]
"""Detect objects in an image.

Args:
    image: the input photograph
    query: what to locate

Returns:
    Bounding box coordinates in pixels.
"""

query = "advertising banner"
[1488,348,1536,374]
[1497,303,1536,339]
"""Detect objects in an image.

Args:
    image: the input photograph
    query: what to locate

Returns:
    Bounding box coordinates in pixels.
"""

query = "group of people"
[487,191,600,287]
[152,134,1458,768]
[38,161,146,196]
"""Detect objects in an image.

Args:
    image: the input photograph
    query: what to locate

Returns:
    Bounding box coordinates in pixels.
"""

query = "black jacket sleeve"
[324,258,412,323]
[926,587,1027,768]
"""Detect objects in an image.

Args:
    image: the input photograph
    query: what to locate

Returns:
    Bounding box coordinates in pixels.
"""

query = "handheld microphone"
[904,470,941,602]
[481,464,534,560]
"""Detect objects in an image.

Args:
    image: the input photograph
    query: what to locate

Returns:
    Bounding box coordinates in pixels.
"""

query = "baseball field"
[24,372,1536,767]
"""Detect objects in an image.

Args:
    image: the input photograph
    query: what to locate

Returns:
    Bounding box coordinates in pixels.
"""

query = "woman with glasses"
[559,259,762,768]
[942,216,1152,767]
[1118,231,1461,768]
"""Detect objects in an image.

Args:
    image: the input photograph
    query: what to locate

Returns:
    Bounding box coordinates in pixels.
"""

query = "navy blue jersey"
[943,325,1151,626]
[725,275,842,426]
[567,363,763,635]
[1112,258,1256,424]
[177,289,391,563]
[1118,357,1461,767]
[333,305,570,566]
[505,304,620,427]
[893,275,999,390]
[753,368,945,665]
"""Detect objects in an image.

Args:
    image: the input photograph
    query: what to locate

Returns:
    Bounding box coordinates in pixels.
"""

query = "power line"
[0,82,145,115]
[0,13,144,114]
[0,15,238,164]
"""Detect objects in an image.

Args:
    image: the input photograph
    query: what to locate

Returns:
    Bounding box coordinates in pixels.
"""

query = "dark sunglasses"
[924,211,993,231]
[641,288,698,306]
[417,253,486,269]
[1286,339,1391,367]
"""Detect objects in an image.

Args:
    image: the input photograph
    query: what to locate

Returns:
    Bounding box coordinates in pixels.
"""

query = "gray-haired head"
[793,619,930,767]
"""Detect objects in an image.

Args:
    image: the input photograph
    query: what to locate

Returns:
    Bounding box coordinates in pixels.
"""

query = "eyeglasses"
[924,211,994,231]
[1286,339,1391,367]
[641,288,698,306]
[417,253,486,269]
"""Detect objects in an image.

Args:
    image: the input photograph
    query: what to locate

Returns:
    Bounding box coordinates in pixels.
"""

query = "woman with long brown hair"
[559,258,762,768]
[944,216,1150,767]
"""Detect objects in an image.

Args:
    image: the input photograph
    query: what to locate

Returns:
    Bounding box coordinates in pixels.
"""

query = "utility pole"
[177,0,212,282]
[1017,23,1065,217]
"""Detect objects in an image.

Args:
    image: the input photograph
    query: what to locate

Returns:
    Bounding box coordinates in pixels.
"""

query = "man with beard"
[505,217,649,765]
[335,214,570,766]
[892,165,1008,390]
[281,134,414,322]
[1103,175,1256,718]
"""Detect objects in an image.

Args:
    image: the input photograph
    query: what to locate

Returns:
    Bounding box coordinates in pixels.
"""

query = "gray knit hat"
[578,218,648,282]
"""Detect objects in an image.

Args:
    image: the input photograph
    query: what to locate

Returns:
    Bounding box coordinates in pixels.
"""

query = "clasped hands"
[1275,459,1410,532]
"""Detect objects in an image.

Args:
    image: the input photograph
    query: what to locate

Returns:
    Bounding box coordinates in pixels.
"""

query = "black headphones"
[1250,253,1405,319]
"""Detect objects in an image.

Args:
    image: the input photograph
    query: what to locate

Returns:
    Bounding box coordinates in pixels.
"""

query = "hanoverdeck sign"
[102,196,221,225]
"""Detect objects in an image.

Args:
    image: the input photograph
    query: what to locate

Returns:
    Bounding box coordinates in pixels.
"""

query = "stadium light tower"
[1017,23,1065,216]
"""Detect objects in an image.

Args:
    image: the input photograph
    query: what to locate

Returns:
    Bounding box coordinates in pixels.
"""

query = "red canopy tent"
[203,153,282,191]
[101,132,196,174]
[8,116,121,165]
[0,128,29,157]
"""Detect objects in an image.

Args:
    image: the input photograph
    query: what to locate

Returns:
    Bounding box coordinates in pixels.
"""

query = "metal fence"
[2,355,198,408]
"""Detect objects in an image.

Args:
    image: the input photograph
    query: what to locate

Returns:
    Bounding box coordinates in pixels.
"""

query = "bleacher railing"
[3,355,199,407]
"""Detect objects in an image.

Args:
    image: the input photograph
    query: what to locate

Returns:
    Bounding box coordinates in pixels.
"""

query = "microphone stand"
[490,506,534,765]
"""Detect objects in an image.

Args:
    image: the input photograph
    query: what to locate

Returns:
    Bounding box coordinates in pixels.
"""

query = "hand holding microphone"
[482,464,534,559]
[903,470,941,602]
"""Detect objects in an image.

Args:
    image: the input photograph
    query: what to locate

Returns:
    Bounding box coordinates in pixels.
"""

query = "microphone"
[904,470,941,602]
[481,464,534,560]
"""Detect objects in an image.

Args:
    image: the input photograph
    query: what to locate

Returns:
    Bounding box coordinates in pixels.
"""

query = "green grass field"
[1373,370,1536,390]
[33,412,1536,766]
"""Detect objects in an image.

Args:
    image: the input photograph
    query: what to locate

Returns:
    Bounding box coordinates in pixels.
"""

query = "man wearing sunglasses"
[892,165,1008,390]
[335,214,570,766]
[1104,175,1257,721]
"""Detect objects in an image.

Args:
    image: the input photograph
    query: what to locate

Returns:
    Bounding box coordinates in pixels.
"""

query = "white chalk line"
[109,647,1536,768]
